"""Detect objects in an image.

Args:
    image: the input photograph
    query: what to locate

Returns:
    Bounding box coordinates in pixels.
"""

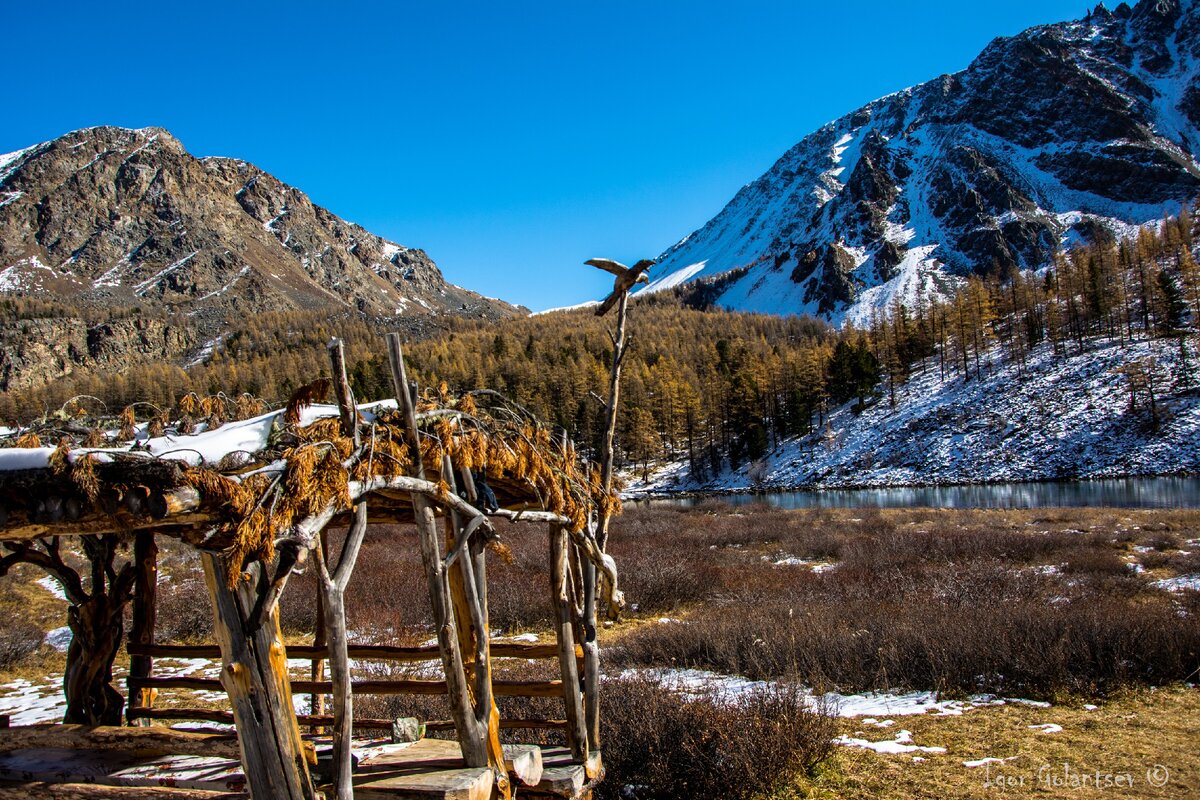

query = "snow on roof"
[0,400,400,473]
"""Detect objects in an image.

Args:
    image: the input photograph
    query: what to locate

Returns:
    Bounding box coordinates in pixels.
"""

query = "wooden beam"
[0,723,241,760]
[201,554,315,800]
[0,784,248,800]
[128,707,569,732]
[129,641,579,661]
[129,676,565,698]
[549,523,588,763]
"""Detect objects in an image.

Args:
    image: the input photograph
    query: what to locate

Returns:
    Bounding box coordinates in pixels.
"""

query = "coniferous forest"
[2,205,1197,480]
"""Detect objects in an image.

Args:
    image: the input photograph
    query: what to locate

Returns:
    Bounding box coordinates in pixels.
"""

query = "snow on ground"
[833,729,947,755]
[623,667,1053,718]
[44,626,72,651]
[37,575,67,601]
[629,337,1200,494]
[639,261,709,295]
[1152,575,1200,592]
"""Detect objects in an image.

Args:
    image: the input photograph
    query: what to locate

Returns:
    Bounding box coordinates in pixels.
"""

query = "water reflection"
[634,477,1200,510]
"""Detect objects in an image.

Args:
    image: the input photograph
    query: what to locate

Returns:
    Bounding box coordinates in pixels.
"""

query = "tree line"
[2,203,1196,479]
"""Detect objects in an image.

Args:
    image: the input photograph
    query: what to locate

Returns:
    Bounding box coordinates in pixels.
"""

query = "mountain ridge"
[645,0,1200,323]
[0,125,522,390]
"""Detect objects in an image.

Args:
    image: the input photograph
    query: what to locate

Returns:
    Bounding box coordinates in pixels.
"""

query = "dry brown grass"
[605,505,1200,698]
[792,686,1199,799]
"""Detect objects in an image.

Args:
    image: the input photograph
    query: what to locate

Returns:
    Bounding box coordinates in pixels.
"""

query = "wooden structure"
[0,332,625,800]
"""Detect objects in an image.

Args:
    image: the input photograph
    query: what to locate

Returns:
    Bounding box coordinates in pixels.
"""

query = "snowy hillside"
[644,0,1200,323]
[628,337,1200,492]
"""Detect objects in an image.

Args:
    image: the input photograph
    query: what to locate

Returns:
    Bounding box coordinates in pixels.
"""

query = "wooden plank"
[0,783,248,799]
[201,554,316,800]
[129,677,564,698]
[128,642,577,661]
[0,724,240,759]
[549,524,588,763]
[356,740,542,788]
[353,767,492,800]
[0,747,245,792]
[534,747,604,797]
[128,708,568,732]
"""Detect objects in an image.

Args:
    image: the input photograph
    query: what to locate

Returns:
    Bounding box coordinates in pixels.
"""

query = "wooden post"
[386,333,489,768]
[597,290,629,551]
[310,533,328,727]
[201,553,315,800]
[127,531,158,725]
[581,555,601,751]
[550,523,588,763]
[315,337,373,800]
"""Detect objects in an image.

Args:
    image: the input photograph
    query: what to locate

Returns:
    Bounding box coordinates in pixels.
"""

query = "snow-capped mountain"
[0,126,519,323]
[646,0,1200,324]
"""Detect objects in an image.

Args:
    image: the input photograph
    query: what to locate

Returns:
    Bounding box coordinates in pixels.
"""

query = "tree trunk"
[63,594,126,725]
[201,554,315,800]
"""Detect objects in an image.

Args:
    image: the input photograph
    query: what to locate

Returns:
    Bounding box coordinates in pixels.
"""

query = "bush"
[0,620,45,669]
[596,676,833,800]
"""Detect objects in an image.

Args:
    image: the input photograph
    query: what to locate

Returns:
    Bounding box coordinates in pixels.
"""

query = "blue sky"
[4,0,1091,311]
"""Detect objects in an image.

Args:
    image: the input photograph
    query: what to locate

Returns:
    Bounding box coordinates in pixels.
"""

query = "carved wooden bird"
[586,258,654,317]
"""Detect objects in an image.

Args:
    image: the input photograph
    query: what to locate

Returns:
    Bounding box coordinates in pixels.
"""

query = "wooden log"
[130,676,565,699]
[550,523,588,763]
[127,531,158,725]
[127,707,237,725]
[1,487,204,542]
[128,641,578,661]
[83,707,570,732]
[0,723,241,759]
[319,336,369,800]
[581,556,601,750]
[386,332,489,769]
[200,553,315,800]
[0,784,248,800]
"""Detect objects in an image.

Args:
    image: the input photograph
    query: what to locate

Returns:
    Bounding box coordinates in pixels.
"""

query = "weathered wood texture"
[129,676,565,697]
[549,524,588,763]
[0,784,247,799]
[387,333,490,771]
[201,553,315,800]
[0,724,241,759]
[128,641,577,661]
[126,531,157,725]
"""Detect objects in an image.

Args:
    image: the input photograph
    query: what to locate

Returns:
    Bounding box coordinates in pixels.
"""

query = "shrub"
[0,620,45,669]
[596,676,833,800]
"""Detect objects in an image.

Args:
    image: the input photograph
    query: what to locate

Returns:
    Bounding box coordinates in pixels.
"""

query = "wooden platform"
[0,740,601,799]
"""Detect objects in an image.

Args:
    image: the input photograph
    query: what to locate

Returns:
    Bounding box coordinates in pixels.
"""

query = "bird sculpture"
[586,258,654,317]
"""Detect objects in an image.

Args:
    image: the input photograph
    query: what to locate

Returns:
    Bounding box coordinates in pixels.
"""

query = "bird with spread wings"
[585,258,654,317]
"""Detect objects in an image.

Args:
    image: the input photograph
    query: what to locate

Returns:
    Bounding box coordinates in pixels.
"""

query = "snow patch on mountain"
[629,337,1200,493]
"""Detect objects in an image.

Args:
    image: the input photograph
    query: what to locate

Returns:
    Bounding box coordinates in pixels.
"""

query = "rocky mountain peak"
[643,0,1200,323]
[0,126,518,323]
[0,126,522,391]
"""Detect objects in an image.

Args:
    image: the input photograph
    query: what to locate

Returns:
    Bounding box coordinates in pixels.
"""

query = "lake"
[632,477,1200,510]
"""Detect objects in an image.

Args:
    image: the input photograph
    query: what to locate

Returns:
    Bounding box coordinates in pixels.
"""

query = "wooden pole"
[201,553,315,800]
[597,290,629,551]
[310,532,328,727]
[581,553,600,750]
[385,332,489,768]
[549,523,588,763]
[316,336,371,800]
[127,531,158,725]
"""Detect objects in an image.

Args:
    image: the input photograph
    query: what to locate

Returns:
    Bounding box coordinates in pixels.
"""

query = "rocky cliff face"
[0,126,522,390]
[646,0,1200,323]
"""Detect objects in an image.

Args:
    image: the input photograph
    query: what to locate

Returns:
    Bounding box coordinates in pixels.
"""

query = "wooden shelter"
[0,334,623,800]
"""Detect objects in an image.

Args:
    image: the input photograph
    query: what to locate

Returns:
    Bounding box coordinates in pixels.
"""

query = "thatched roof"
[0,388,618,565]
